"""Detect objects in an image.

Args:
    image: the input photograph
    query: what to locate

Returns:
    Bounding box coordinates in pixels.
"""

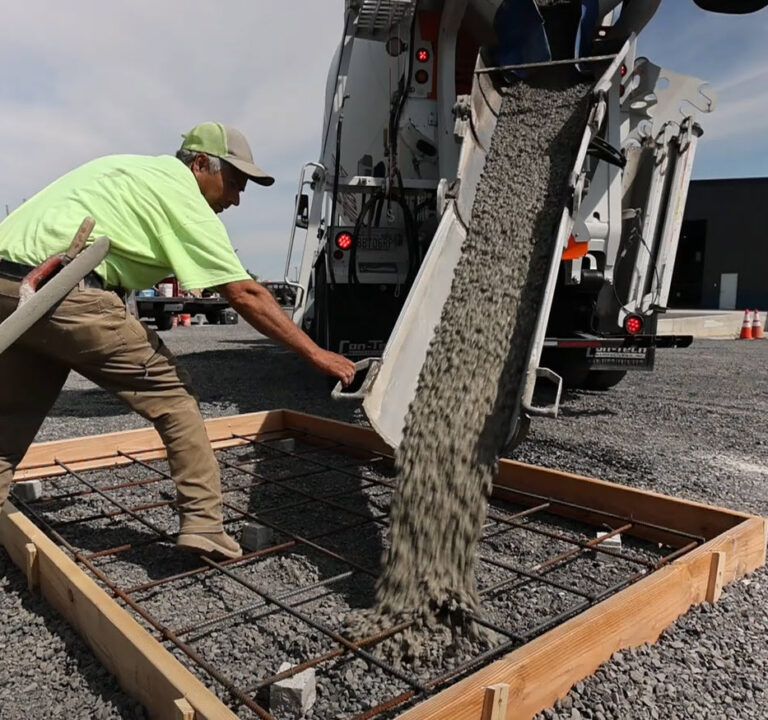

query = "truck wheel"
[155,312,174,331]
[205,312,220,325]
[219,309,239,325]
[504,413,531,453]
[584,370,627,391]
[543,349,590,390]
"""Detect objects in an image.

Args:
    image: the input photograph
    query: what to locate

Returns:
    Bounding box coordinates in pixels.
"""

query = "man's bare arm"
[218,279,356,385]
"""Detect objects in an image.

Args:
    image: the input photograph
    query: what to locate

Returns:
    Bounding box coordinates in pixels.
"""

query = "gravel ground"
[1,323,767,719]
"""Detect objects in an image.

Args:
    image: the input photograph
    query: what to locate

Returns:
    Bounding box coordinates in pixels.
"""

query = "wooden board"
[4,410,766,720]
[491,461,754,548]
[13,410,288,480]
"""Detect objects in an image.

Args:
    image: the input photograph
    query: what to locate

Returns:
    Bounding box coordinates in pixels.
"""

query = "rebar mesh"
[11,427,701,719]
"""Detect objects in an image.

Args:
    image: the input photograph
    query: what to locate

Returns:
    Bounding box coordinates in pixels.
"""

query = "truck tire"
[544,349,590,390]
[155,312,174,331]
[205,311,220,325]
[504,413,531,453]
[584,370,627,391]
[218,309,239,325]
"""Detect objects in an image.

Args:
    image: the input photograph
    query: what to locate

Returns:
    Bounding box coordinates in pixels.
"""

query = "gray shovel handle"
[0,236,111,356]
[331,358,381,401]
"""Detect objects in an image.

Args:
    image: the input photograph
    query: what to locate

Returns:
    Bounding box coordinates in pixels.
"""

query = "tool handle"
[331,358,381,401]
[19,255,65,300]
[0,237,110,356]
[64,216,96,262]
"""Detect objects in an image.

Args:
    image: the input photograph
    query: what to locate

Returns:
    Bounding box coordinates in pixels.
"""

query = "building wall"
[679,178,768,310]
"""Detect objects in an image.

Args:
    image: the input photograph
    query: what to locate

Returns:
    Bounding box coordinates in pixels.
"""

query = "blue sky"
[640,3,768,178]
[0,1,765,281]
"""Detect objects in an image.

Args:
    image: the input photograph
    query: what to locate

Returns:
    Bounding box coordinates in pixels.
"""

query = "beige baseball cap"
[180,122,275,186]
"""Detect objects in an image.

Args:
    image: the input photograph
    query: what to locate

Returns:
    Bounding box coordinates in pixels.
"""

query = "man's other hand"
[313,350,357,386]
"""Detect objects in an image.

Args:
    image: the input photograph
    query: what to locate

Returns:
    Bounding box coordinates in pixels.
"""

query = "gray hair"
[176,149,223,173]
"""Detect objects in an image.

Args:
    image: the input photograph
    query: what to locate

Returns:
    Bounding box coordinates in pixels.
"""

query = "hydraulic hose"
[388,2,419,189]
[328,107,345,287]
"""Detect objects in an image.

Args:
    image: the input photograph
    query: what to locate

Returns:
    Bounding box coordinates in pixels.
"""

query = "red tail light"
[416,48,430,63]
[624,315,643,335]
[335,232,353,250]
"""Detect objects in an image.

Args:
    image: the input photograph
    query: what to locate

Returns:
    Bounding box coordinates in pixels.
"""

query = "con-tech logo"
[339,340,386,356]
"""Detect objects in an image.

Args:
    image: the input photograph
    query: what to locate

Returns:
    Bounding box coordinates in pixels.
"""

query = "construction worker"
[0,122,357,560]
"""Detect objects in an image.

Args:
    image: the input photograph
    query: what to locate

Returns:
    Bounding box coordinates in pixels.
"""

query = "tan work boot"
[177,530,243,560]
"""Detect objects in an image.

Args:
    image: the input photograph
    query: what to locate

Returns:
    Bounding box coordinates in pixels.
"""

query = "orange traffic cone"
[740,310,753,340]
[752,309,764,339]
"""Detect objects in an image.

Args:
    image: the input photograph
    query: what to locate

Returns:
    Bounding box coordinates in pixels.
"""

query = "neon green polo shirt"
[0,154,250,291]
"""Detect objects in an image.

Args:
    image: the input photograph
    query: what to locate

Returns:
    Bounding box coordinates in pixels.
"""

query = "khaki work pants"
[0,276,223,534]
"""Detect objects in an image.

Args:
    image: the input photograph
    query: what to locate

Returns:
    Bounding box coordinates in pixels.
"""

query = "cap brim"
[224,156,275,186]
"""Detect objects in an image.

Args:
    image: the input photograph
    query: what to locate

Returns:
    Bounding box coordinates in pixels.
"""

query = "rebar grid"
[11,428,702,720]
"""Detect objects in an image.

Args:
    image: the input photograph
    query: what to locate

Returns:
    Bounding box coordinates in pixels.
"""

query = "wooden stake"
[706,551,726,603]
[24,542,39,592]
[174,697,195,720]
[480,683,509,720]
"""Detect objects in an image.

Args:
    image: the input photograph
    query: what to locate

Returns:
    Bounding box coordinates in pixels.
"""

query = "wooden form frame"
[2,409,765,720]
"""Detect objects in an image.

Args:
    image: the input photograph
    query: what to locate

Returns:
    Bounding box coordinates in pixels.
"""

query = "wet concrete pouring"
[367,79,592,642]
[10,430,695,720]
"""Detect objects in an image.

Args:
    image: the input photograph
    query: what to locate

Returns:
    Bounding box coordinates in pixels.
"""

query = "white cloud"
[0,0,343,276]
[1,1,766,276]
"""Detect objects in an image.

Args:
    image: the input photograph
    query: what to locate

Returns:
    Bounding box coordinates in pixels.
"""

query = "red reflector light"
[624,315,643,335]
[416,47,430,63]
[620,63,627,77]
[335,232,353,250]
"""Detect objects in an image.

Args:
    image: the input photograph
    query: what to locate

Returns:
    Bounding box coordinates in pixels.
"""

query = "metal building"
[671,178,768,310]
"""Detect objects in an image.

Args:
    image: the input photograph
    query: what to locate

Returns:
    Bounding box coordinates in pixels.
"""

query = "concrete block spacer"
[596,530,622,549]
[241,523,275,552]
[13,480,43,502]
[270,662,316,715]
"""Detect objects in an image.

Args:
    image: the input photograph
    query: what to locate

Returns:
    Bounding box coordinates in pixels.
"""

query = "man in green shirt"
[0,122,356,560]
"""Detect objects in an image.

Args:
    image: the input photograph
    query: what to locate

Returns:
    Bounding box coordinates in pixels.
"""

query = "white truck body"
[283,0,760,448]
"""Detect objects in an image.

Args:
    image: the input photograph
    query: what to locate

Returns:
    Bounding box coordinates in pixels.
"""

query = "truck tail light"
[624,315,643,335]
[335,232,353,250]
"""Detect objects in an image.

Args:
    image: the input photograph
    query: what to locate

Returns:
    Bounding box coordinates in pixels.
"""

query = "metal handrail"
[283,162,326,309]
